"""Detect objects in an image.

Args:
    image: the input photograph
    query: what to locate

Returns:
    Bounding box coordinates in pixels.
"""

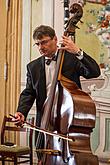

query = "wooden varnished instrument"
[34,1,99,165]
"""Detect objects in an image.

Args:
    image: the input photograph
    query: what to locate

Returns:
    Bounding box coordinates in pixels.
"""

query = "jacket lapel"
[37,57,47,109]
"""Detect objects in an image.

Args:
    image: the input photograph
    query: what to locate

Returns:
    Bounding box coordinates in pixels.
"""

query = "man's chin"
[40,52,47,56]
[41,53,49,57]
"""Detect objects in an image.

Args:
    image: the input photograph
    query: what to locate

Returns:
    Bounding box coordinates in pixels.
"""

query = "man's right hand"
[12,112,25,127]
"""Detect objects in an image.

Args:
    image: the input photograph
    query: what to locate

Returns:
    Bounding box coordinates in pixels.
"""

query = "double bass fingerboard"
[64,0,70,29]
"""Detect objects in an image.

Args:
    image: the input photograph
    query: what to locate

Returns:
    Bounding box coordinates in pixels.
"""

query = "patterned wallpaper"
[76,1,110,67]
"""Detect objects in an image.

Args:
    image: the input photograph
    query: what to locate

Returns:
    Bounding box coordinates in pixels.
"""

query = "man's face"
[34,35,57,58]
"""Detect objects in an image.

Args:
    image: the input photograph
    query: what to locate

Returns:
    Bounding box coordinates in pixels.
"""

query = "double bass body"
[36,3,99,165]
[38,75,99,165]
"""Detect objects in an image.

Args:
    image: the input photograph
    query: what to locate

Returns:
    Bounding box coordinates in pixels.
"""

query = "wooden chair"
[0,115,34,165]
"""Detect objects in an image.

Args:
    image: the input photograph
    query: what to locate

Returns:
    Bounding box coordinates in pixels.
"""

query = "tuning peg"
[80,20,83,23]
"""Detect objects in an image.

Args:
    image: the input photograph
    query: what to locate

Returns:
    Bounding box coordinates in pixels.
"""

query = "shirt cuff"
[76,49,84,60]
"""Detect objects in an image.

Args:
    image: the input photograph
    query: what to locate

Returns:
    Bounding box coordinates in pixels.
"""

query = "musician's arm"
[16,66,36,120]
[77,51,101,78]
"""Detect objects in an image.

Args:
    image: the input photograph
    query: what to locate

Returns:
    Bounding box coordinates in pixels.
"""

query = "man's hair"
[33,25,56,40]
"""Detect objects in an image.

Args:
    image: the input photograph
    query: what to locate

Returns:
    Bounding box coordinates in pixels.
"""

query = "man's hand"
[58,35,80,54]
[12,112,25,127]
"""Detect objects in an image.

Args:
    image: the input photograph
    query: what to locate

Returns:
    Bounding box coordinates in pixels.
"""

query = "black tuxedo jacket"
[17,51,100,128]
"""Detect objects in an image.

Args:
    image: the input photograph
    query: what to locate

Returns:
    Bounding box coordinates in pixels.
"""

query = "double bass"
[35,2,99,165]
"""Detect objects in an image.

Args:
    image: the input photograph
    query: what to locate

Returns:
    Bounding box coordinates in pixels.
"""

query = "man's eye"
[35,43,39,46]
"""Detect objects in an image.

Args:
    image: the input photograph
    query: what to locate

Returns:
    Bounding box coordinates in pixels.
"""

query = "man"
[13,24,100,151]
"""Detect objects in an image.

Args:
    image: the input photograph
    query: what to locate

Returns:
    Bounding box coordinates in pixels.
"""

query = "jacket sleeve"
[76,51,101,79]
[17,65,36,119]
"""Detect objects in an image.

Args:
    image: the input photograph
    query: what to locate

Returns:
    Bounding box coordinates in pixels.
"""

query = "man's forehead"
[36,35,50,41]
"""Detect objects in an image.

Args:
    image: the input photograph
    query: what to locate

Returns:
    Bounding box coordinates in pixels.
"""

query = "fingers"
[58,36,70,46]
[58,35,79,53]
[12,112,25,127]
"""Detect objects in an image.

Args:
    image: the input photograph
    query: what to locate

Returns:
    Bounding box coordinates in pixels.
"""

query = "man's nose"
[38,43,44,48]
[38,45,45,51]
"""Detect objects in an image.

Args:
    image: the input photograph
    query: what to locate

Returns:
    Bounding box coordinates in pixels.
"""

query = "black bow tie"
[45,55,57,65]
